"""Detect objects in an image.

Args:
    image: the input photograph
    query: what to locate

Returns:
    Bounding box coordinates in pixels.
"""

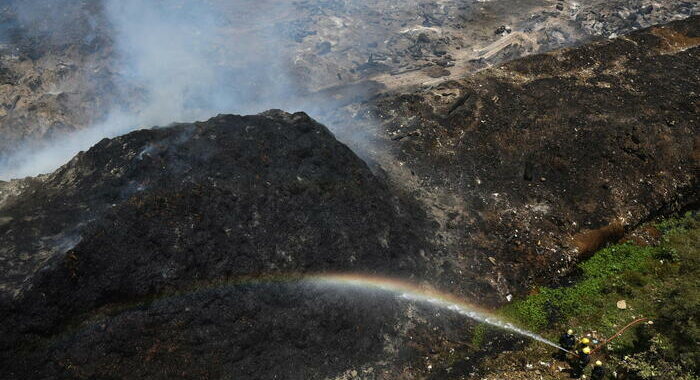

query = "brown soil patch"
[572,221,625,255]
[651,26,700,53]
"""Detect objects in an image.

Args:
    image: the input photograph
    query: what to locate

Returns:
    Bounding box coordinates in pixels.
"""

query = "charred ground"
[0,5,697,380]
[344,16,700,305]
[0,111,450,379]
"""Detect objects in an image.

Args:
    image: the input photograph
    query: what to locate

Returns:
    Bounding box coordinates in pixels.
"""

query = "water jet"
[309,273,571,354]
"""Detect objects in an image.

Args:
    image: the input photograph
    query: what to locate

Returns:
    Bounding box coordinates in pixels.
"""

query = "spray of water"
[309,273,571,353]
[44,272,569,356]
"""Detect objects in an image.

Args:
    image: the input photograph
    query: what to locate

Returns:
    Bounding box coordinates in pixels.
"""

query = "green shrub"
[503,292,551,330]
[616,334,697,380]
[620,270,647,288]
[503,243,658,330]
[655,211,696,235]
[579,243,656,279]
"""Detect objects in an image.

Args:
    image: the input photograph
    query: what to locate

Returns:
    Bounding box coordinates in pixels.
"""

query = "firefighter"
[578,337,590,349]
[591,360,606,380]
[557,329,576,360]
[571,346,591,378]
[560,329,576,350]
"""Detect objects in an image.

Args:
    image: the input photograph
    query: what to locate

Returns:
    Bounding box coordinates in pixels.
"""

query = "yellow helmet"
[595,361,603,366]
[581,337,590,345]
[582,347,591,354]
[567,329,574,335]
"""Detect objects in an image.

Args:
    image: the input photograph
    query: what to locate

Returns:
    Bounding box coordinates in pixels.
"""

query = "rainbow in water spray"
[53,272,567,353]
[308,273,568,353]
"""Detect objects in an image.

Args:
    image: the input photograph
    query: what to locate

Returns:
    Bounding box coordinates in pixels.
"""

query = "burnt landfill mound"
[0,14,698,380]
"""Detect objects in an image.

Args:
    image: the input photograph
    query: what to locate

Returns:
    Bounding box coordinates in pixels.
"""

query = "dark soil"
[0,111,445,379]
[348,16,700,305]
[0,15,697,380]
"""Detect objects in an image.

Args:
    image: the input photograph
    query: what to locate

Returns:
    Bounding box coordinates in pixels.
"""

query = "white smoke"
[0,0,301,180]
[105,0,298,124]
[9,0,97,46]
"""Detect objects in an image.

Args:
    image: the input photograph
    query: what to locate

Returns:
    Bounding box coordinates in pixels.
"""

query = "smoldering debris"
[0,0,300,180]
[3,0,696,180]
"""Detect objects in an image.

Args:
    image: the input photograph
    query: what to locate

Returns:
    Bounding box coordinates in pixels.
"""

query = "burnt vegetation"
[0,2,698,379]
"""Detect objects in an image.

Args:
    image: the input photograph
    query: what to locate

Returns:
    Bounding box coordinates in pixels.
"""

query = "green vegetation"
[498,211,699,378]
[501,242,658,331]
[470,323,488,348]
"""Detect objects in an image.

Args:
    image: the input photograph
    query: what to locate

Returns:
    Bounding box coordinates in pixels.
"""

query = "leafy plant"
[471,212,699,378]
[502,243,658,330]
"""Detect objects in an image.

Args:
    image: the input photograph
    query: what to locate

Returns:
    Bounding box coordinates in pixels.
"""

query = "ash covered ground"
[0,1,698,379]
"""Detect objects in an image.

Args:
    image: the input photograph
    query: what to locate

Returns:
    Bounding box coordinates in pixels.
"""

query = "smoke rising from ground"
[0,0,308,180]
[7,0,100,47]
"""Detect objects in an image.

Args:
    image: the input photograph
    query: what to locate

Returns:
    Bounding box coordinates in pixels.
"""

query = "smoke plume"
[0,0,308,180]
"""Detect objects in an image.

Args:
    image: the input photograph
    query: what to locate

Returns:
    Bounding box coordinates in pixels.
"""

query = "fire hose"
[590,317,649,354]
[566,317,650,358]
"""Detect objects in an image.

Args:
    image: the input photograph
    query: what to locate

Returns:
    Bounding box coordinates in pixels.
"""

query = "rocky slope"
[0,0,697,157]
[343,16,700,304]
[285,0,699,92]
[0,1,118,154]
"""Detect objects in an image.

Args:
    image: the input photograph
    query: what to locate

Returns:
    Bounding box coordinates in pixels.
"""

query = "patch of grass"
[654,211,696,235]
[497,211,700,378]
[501,242,657,331]
[470,323,488,348]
